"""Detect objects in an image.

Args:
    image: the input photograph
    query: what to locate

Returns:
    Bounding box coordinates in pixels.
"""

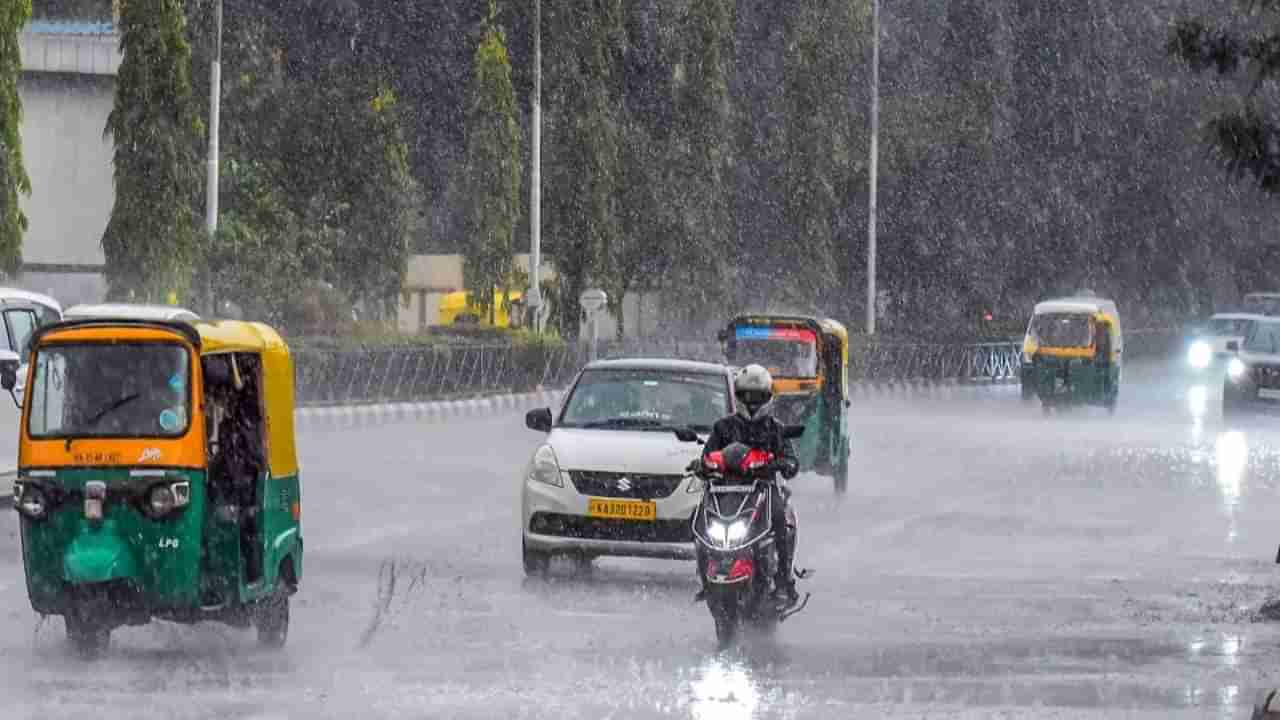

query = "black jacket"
[702,413,799,479]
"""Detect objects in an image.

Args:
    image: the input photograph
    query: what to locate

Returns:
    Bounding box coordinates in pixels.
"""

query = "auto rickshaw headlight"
[144,480,190,518]
[17,484,47,520]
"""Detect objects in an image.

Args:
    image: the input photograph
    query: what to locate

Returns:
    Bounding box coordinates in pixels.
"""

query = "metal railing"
[292,328,1182,406]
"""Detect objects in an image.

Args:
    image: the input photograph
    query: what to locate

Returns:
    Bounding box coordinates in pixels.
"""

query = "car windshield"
[1030,313,1094,348]
[1208,318,1254,336]
[733,339,819,378]
[27,343,191,439]
[559,369,728,432]
[1244,322,1280,354]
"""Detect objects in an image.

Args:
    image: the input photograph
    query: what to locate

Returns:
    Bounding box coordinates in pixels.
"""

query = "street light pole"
[205,0,223,316]
[866,0,879,336]
[527,0,543,333]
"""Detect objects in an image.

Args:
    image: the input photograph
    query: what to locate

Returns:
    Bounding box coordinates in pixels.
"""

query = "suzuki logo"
[616,476,632,492]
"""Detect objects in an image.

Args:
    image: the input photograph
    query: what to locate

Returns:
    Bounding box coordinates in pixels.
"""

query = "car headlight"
[1188,341,1212,369]
[1228,357,1248,382]
[687,475,704,493]
[16,483,47,520]
[528,445,565,487]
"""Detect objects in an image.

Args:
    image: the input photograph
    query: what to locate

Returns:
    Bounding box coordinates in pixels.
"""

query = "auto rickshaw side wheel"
[255,588,290,649]
[522,539,550,577]
[255,560,293,649]
[833,453,849,494]
[64,612,111,659]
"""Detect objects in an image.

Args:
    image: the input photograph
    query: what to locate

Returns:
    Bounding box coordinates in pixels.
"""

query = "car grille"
[1255,365,1280,389]
[529,512,693,543]
[568,471,685,499]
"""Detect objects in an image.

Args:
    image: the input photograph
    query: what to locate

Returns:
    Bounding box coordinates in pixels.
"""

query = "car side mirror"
[783,424,805,440]
[525,407,553,433]
[674,427,703,443]
[1227,341,1240,353]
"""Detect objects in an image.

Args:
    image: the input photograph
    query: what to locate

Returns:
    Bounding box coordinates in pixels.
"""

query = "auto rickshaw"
[3,318,302,656]
[1020,295,1123,414]
[718,315,852,492]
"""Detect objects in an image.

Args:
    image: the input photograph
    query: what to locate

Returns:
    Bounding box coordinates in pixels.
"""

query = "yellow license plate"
[587,497,656,521]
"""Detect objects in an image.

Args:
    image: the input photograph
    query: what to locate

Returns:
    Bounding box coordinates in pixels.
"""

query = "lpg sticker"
[139,447,162,463]
[159,538,180,549]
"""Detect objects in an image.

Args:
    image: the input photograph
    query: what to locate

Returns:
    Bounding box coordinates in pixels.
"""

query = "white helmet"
[734,364,774,420]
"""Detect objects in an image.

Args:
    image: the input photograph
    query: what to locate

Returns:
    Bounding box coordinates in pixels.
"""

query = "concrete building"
[12,20,117,306]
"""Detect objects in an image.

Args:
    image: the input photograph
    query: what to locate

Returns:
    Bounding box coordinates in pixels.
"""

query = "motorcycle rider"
[701,364,801,606]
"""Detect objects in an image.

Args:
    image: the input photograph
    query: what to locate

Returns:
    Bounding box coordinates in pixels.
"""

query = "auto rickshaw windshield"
[734,338,818,378]
[1030,313,1094,348]
[27,342,192,439]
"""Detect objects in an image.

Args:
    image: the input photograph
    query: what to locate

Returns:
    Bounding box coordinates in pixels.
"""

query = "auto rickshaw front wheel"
[64,612,111,659]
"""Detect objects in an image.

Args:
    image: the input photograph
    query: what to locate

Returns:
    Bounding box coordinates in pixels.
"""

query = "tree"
[1170,2,1280,191]
[543,0,624,340]
[0,0,31,278]
[463,4,523,325]
[103,0,202,302]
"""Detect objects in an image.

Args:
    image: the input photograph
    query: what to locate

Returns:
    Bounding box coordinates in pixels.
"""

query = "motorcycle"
[677,426,811,648]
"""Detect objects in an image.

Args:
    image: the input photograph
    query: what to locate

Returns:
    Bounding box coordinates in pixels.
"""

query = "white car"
[1187,313,1266,372]
[520,358,735,574]
[0,288,64,403]
[1225,317,1280,416]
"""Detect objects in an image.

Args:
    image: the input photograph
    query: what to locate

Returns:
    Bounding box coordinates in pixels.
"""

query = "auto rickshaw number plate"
[587,498,656,522]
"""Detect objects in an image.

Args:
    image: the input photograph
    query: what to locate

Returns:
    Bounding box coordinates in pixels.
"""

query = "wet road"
[3,362,1280,718]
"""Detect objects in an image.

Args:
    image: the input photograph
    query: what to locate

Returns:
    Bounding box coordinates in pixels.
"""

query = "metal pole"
[527,0,543,332]
[205,0,222,316]
[866,0,879,336]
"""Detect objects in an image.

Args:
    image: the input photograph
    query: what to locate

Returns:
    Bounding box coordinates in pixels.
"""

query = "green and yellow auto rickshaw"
[3,318,302,656]
[1019,295,1123,414]
[718,315,852,492]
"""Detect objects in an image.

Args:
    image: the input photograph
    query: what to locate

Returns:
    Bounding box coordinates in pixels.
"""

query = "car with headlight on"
[520,358,734,575]
[1223,317,1280,418]
[1187,313,1264,373]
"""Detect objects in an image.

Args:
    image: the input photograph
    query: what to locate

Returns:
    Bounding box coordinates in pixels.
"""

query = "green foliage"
[1170,3,1280,191]
[543,0,624,340]
[103,0,202,302]
[0,0,30,278]
[463,6,523,325]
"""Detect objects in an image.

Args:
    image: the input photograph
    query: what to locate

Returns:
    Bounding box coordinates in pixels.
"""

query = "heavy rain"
[1,0,1280,718]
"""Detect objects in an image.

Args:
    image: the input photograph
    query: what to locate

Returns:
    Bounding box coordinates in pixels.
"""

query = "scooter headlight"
[1188,341,1212,369]
[16,483,47,520]
[708,520,729,547]
[1228,357,1248,382]
[726,519,749,544]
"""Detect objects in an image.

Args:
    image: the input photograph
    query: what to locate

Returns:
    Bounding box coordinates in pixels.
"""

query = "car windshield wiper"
[581,417,669,430]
